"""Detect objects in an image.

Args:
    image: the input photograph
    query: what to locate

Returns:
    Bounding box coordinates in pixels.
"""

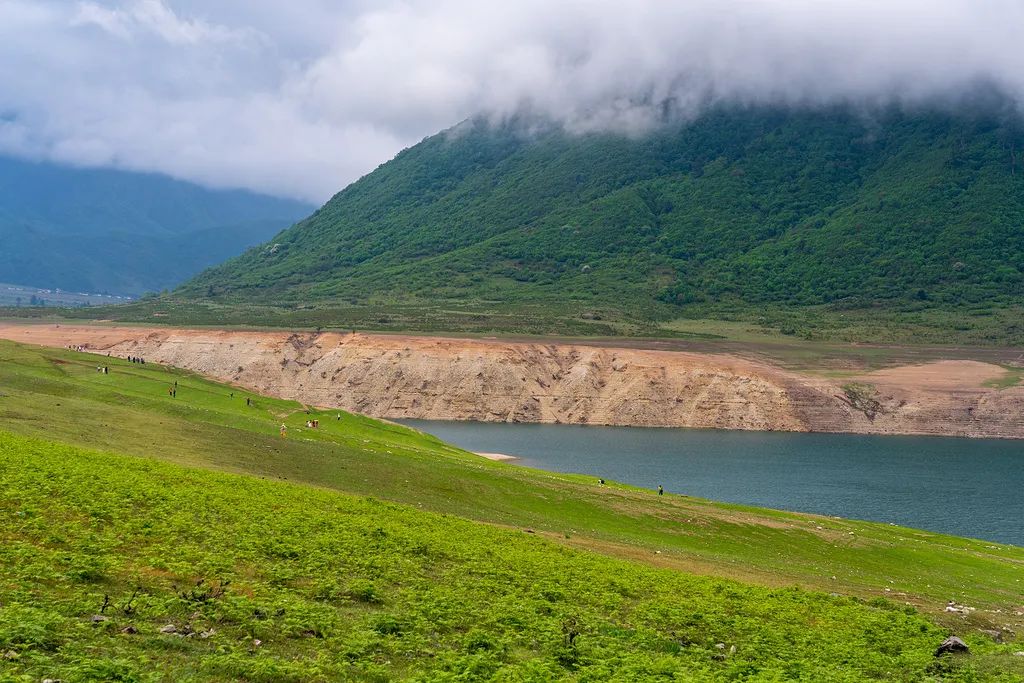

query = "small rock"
[945,600,968,614]
[944,600,976,614]
[1013,651,1024,657]
[979,629,1003,643]
[715,643,726,650]
[935,636,969,656]
[729,645,737,655]
[252,638,262,647]
[159,624,177,634]
[120,626,138,635]
[43,679,62,683]
[90,614,109,623]
[199,629,215,639]
[2,650,18,660]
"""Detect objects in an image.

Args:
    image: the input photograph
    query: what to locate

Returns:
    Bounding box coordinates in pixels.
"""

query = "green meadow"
[1,340,1023,681]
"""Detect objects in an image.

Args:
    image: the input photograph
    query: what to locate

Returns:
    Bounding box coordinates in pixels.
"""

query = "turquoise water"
[400,420,1024,545]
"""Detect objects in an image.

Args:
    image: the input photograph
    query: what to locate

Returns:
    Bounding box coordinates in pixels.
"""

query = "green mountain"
[0,156,313,295]
[181,104,1024,335]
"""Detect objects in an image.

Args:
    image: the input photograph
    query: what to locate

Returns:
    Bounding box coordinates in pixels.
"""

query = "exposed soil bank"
[3,323,1023,438]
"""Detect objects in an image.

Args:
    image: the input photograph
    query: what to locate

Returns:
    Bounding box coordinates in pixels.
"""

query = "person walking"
[657,485,664,496]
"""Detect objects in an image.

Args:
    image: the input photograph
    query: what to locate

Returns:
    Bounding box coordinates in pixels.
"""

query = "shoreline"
[475,451,519,461]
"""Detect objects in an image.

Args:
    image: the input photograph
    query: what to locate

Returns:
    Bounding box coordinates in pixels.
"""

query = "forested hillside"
[181,104,1024,333]
[0,157,312,295]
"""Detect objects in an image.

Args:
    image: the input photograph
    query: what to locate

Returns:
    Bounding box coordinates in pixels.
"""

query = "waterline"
[401,420,1024,546]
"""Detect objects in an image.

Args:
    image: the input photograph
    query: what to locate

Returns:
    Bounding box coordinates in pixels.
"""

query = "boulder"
[978,629,1003,643]
[934,636,969,656]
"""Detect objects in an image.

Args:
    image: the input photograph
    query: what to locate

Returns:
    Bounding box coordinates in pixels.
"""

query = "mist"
[2,0,1022,202]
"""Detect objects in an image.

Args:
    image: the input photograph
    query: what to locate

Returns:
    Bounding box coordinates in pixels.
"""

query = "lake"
[400,420,1024,546]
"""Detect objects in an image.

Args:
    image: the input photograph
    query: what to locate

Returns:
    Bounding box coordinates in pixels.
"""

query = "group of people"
[65,343,147,366]
[66,341,345,446]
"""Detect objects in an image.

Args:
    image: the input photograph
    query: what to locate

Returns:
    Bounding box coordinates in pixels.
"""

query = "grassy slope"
[156,105,1024,344]
[1,352,1022,680]
[1,339,1023,631]
[9,434,1023,682]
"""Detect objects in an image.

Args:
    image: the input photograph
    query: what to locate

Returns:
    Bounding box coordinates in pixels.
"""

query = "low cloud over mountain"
[3,0,1023,201]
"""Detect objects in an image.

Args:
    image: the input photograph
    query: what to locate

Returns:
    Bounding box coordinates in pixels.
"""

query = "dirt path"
[3,322,1023,438]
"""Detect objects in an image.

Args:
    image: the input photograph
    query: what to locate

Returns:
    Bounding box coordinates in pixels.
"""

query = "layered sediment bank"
[2,323,1022,438]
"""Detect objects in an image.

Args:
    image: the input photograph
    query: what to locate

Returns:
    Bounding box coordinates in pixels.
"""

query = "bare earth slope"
[3,323,1023,438]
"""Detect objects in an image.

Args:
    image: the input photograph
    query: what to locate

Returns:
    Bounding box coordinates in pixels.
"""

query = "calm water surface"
[400,420,1024,546]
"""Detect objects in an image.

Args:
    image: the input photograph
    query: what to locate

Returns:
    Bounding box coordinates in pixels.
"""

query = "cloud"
[2,0,1023,202]
[73,0,255,45]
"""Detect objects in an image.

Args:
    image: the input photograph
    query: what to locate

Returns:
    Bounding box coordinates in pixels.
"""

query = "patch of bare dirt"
[863,360,1006,391]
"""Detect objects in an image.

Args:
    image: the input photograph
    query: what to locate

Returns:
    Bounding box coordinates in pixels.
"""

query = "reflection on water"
[400,420,1024,545]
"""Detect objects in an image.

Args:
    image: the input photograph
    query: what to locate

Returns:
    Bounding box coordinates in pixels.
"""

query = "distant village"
[0,282,135,308]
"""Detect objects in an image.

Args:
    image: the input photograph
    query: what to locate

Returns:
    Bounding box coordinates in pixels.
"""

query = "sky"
[2,0,1023,203]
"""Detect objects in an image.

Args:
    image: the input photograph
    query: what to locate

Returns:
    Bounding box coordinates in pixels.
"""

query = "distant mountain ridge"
[0,156,313,294]
[179,103,1024,330]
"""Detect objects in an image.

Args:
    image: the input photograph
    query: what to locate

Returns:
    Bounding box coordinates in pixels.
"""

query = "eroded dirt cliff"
[3,323,1023,438]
